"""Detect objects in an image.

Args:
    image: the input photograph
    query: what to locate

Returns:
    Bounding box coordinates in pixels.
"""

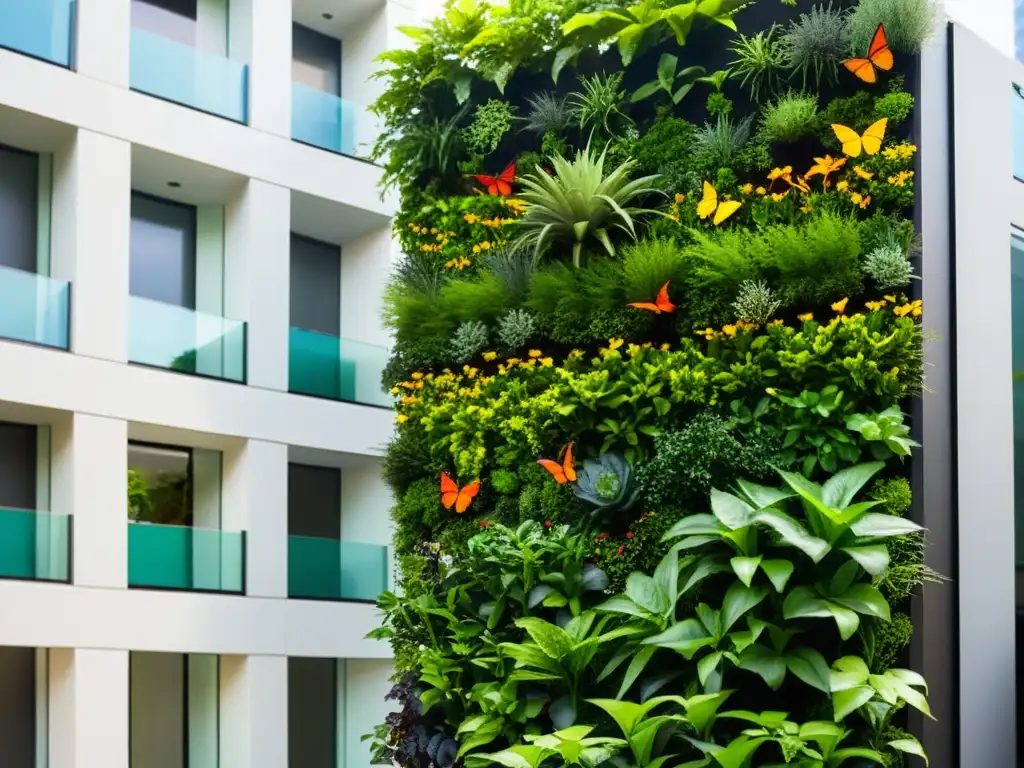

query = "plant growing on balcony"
[514,145,661,268]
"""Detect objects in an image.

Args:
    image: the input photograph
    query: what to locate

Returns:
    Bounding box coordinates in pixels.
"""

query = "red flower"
[617,545,625,556]
[626,531,634,539]
[479,521,492,528]
[544,520,553,528]
[596,532,609,541]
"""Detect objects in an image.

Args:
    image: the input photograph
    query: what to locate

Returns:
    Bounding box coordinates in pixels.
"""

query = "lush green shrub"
[729,24,787,101]
[450,320,490,362]
[464,99,516,155]
[759,91,819,144]
[874,88,915,125]
[633,116,699,192]
[589,507,687,593]
[848,0,938,54]
[780,2,851,88]
[870,612,914,673]
[871,476,913,516]
[383,427,437,496]
[621,238,686,303]
[497,308,537,351]
[392,479,446,558]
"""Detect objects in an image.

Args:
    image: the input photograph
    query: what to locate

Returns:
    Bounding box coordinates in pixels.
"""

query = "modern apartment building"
[0,0,416,766]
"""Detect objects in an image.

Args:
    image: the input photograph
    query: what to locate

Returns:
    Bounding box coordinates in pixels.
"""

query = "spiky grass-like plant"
[693,114,756,171]
[729,24,787,101]
[521,92,574,136]
[848,0,938,54]
[780,2,851,89]
[484,246,534,303]
[758,91,819,144]
[515,145,661,268]
[570,72,633,135]
[497,309,536,352]
[450,320,489,363]
[733,280,782,324]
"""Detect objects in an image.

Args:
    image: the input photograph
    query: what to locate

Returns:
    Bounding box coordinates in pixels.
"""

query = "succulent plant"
[572,452,640,520]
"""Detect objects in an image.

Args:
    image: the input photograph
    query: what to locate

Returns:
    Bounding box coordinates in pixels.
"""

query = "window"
[288,464,341,539]
[130,194,197,309]
[290,235,341,337]
[131,0,198,46]
[288,658,338,768]
[0,147,39,273]
[292,24,341,94]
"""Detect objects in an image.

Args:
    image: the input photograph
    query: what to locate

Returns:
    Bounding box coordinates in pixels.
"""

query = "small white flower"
[441,555,453,567]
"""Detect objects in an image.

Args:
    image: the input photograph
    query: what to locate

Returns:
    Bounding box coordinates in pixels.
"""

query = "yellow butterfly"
[831,118,888,158]
[697,181,742,226]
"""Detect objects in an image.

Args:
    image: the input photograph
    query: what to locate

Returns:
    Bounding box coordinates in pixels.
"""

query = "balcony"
[287,536,387,601]
[289,327,389,406]
[130,26,249,123]
[129,296,247,383]
[128,522,244,593]
[0,264,70,349]
[291,82,376,159]
[0,0,74,66]
[0,507,69,582]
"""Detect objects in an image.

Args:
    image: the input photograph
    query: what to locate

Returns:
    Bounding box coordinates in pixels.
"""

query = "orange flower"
[805,155,847,187]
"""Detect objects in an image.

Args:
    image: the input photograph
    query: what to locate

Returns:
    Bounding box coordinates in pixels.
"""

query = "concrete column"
[222,440,287,598]
[51,129,131,363]
[220,655,287,768]
[49,649,129,768]
[75,0,131,87]
[51,413,127,589]
[231,0,292,137]
[224,180,290,391]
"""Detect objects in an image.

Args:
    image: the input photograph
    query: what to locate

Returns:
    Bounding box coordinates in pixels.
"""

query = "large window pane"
[130,194,197,309]
[0,147,38,273]
[292,24,340,94]
[132,0,198,46]
[288,658,336,768]
[290,235,340,336]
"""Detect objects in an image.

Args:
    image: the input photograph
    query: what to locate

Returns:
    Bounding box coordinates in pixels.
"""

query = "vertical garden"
[368,0,937,765]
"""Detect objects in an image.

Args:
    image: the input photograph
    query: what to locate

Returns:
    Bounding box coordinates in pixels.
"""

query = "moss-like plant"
[848,0,938,54]
[514,145,661,268]
[450,320,490,363]
[780,2,851,88]
[758,91,819,144]
[621,238,686,303]
[464,99,516,156]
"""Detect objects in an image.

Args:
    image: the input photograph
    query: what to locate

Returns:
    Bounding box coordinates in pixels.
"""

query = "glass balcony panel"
[287,536,387,601]
[130,26,248,123]
[0,507,69,582]
[0,0,74,66]
[0,264,70,349]
[289,327,389,406]
[128,522,244,593]
[129,296,247,382]
[291,83,378,159]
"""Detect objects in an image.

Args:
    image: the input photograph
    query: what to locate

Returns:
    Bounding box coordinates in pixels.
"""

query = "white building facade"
[0,0,414,766]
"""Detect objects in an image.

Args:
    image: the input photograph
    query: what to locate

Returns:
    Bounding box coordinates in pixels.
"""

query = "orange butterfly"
[538,442,577,484]
[474,162,516,196]
[628,281,676,314]
[441,472,481,514]
[843,24,894,84]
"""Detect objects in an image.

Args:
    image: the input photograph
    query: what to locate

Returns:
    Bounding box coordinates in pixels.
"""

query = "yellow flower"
[755,186,767,196]
[464,213,479,224]
[884,295,897,303]
[865,300,886,311]
[568,349,584,359]
[767,167,784,181]
[390,386,400,394]
[411,372,424,380]
[858,195,872,210]
[540,357,553,367]
[722,324,737,338]
[805,154,847,186]
[850,192,864,205]
[395,413,408,423]
[741,183,754,195]
[660,343,671,351]
[430,228,438,234]
[482,351,497,361]
[771,191,789,203]
[831,297,849,314]
[472,244,481,254]
[800,205,812,214]
[528,349,542,358]
[836,180,849,192]
[766,387,778,397]
[797,313,814,322]
[769,319,784,326]
[853,165,874,181]
[674,193,686,204]
[608,338,624,351]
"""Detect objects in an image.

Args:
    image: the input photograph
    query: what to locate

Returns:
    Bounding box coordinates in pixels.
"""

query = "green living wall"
[368,0,938,766]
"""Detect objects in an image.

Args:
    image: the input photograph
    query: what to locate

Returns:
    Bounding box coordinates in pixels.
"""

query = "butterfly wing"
[713,200,742,226]
[563,442,577,483]
[696,181,718,220]
[868,24,894,71]
[627,302,663,314]
[861,117,888,155]
[455,481,481,514]
[474,174,499,195]
[494,180,512,196]
[498,162,516,184]
[832,123,863,157]
[842,57,877,84]
[441,472,459,510]
[655,281,676,313]
[537,459,568,484]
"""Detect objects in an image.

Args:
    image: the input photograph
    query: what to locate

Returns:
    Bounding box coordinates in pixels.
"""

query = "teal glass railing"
[288,536,387,601]
[289,327,391,407]
[0,508,70,582]
[129,296,247,383]
[130,26,248,123]
[292,82,377,159]
[0,264,69,349]
[128,522,244,593]
[0,0,74,66]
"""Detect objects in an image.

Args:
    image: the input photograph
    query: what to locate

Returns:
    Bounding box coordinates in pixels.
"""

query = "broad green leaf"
[831,747,886,765]
[458,714,491,734]
[595,595,654,619]
[821,462,885,509]
[721,582,768,634]
[887,737,929,766]
[738,644,786,689]
[829,560,862,596]
[587,698,645,738]
[737,479,795,510]
[551,45,580,83]
[672,82,695,103]
[831,584,891,621]
[730,556,762,587]
[681,556,731,594]
[631,80,663,103]
[840,545,890,576]
[886,667,928,692]
[500,642,562,673]
[682,691,733,735]
[657,53,679,87]
[832,685,875,721]
[760,559,794,593]
[457,719,504,757]
[654,547,680,606]
[697,651,723,686]
[783,587,833,620]
[828,603,861,640]
[598,645,632,683]
[850,513,924,538]
[708,735,769,768]
[626,573,671,616]
[617,645,657,699]
[516,617,573,659]
[664,514,728,540]
[528,584,557,608]
[784,647,832,693]
[776,469,832,519]
[640,669,684,702]
[565,611,597,643]
[830,656,870,690]
[756,509,829,561]
[711,489,757,530]
[643,618,714,658]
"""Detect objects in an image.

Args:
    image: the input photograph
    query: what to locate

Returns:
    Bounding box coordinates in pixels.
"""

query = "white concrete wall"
[344,659,396,768]
[944,0,1014,58]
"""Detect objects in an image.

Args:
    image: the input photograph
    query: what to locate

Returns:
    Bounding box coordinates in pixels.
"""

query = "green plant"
[497,309,537,351]
[572,453,640,521]
[631,54,706,105]
[732,279,782,324]
[621,238,686,303]
[874,87,915,125]
[706,91,733,118]
[866,612,914,673]
[450,320,490,362]
[693,114,756,173]
[863,236,917,289]
[870,477,912,516]
[127,469,152,521]
[465,99,517,155]
[570,72,632,135]
[758,91,819,144]
[848,0,938,54]
[632,117,699,192]
[774,387,860,476]
[780,2,851,89]
[514,144,661,268]
[485,246,534,303]
[467,725,625,768]
[846,408,919,460]
[521,92,575,136]
[730,24,787,101]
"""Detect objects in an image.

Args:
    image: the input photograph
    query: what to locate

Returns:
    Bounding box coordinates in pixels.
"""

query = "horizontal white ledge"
[0,341,394,456]
[0,579,391,659]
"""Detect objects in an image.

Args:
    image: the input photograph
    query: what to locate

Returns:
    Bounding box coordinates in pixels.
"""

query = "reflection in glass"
[288,327,390,406]
[0,0,75,66]
[1012,232,1024,740]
